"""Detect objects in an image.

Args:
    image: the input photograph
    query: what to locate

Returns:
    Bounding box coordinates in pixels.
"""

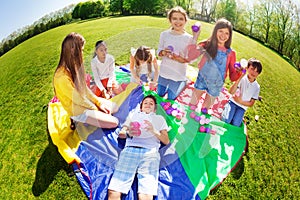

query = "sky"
[0,0,85,41]
[1,0,299,42]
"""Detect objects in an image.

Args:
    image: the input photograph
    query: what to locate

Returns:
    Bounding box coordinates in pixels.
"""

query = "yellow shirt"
[53,67,101,116]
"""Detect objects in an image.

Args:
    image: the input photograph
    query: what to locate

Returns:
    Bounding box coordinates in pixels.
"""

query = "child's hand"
[172,54,188,63]
[102,89,110,99]
[99,103,111,114]
[233,95,242,104]
[161,48,173,58]
[119,128,127,139]
[107,87,113,96]
[143,120,153,131]
[149,81,157,91]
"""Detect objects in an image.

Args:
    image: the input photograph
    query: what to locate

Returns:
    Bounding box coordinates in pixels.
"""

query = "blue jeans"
[157,76,186,100]
[222,101,245,127]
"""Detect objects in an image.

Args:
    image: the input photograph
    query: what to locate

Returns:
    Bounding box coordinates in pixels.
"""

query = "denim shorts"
[194,61,224,97]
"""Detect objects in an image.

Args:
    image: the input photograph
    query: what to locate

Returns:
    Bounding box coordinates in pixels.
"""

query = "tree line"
[0,0,299,70]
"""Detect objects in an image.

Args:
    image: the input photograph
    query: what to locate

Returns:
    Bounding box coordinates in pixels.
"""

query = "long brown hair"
[205,18,233,59]
[56,32,86,93]
[134,46,153,81]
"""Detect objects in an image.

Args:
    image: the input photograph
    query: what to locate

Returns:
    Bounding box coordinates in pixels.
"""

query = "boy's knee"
[108,189,121,200]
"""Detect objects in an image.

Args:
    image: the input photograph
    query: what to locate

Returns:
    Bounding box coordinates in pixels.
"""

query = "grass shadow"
[231,156,245,180]
[32,131,73,196]
[210,155,246,196]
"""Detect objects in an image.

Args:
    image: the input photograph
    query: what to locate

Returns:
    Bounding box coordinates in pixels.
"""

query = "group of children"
[53,5,262,200]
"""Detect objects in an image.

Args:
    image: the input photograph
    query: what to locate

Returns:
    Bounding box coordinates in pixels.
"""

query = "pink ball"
[190,112,196,119]
[131,121,140,128]
[134,129,141,136]
[190,105,197,111]
[176,114,182,120]
[199,126,206,132]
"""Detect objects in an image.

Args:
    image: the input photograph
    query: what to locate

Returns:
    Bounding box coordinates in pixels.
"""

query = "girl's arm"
[152,129,170,145]
[91,60,105,91]
[233,96,256,107]
[228,51,242,82]
[152,57,159,82]
[129,55,140,83]
[229,73,245,94]
[107,57,116,88]
[144,120,170,145]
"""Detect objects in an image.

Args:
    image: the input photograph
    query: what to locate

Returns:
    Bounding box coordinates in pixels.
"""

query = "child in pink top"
[187,18,242,112]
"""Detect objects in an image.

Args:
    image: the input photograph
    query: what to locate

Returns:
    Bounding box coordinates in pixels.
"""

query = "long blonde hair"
[56,32,87,94]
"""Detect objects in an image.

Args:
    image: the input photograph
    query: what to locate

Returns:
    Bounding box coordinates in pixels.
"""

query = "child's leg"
[85,110,119,128]
[222,101,236,124]
[189,88,205,106]
[108,190,122,200]
[157,76,168,97]
[202,94,216,110]
[167,80,186,100]
[113,85,123,95]
[231,106,245,127]
[138,193,153,200]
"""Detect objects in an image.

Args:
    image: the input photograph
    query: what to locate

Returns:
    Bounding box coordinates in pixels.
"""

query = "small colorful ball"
[166,108,173,115]
[205,127,211,133]
[199,126,206,132]
[131,121,140,128]
[176,114,182,120]
[163,104,170,110]
[205,118,210,124]
[190,105,197,111]
[171,110,178,117]
[167,45,174,52]
[199,119,206,125]
[190,112,196,119]
[201,108,208,114]
[181,117,188,124]
[194,115,201,122]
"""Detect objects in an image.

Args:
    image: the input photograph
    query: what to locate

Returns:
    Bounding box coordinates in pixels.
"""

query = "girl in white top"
[91,40,122,99]
[157,6,200,100]
[130,46,159,90]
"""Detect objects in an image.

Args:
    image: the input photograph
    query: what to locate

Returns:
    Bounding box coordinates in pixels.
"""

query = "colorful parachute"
[47,66,247,199]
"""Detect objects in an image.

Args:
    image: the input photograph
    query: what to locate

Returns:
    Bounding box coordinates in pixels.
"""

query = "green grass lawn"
[0,16,299,199]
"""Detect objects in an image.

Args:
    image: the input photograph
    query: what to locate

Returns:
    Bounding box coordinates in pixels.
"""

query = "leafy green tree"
[215,0,237,24]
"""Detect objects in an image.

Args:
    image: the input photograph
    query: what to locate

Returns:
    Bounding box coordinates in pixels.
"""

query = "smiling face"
[169,12,187,33]
[216,28,230,47]
[141,97,156,114]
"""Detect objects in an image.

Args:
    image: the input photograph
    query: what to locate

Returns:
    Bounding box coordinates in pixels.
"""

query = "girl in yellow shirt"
[53,32,119,128]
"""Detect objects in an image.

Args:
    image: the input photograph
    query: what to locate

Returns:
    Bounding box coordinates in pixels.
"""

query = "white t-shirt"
[124,110,169,150]
[231,75,260,110]
[91,54,116,91]
[157,29,194,81]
